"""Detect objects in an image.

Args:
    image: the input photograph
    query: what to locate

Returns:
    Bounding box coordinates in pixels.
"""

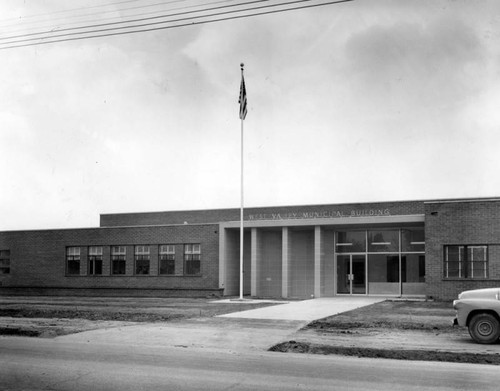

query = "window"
[444,245,488,279]
[88,246,103,275]
[184,244,201,275]
[135,245,150,275]
[0,250,10,274]
[159,245,175,275]
[66,247,81,275]
[111,246,126,275]
[368,254,400,295]
[368,230,399,252]
[401,228,425,252]
[402,254,425,283]
[335,231,366,253]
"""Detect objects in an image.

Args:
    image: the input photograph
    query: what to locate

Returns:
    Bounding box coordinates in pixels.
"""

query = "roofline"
[424,197,500,205]
[100,196,500,218]
[0,222,219,234]
[99,198,426,218]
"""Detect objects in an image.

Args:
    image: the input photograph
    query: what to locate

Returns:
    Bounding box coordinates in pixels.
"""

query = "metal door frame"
[335,254,367,295]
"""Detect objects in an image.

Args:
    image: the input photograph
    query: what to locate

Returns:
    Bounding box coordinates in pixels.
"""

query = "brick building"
[0,198,499,300]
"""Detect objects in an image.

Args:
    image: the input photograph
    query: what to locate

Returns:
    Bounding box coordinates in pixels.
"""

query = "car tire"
[468,313,500,344]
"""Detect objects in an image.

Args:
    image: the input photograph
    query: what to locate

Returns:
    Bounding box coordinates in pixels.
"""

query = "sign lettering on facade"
[248,209,391,221]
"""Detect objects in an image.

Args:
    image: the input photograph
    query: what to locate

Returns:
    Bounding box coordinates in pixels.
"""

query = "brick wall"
[6,198,499,299]
[0,224,221,297]
[425,200,500,300]
[100,200,425,227]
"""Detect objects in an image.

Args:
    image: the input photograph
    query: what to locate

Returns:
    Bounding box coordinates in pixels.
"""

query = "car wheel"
[468,313,500,344]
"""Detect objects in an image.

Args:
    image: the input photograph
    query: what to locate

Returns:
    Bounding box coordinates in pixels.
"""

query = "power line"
[0,0,353,50]
[0,0,235,31]
[0,0,235,38]
[0,0,148,23]
[0,0,220,31]
[0,0,270,42]
[0,0,352,49]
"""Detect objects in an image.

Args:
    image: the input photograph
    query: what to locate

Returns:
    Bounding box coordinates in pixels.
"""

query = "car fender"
[454,299,500,327]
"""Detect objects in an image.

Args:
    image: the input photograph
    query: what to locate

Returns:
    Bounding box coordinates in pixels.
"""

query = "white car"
[453,288,500,344]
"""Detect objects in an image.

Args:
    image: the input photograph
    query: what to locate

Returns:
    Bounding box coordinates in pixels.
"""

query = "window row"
[66,244,201,276]
[0,249,10,274]
[335,228,425,253]
[444,245,488,279]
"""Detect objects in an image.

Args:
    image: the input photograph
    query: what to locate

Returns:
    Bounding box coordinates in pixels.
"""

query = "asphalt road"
[1,337,499,391]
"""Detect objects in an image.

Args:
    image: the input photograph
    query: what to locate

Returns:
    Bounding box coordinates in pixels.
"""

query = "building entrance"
[336,254,366,295]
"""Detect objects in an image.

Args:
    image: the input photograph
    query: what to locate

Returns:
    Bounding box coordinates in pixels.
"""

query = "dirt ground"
[0,296,279,337]
[270,300,500,365]
[2,296,500,365]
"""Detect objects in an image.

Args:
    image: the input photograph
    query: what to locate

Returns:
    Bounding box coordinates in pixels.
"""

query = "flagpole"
[239,63,245,300]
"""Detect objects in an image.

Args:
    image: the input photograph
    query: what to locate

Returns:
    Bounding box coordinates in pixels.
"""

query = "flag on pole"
[239,70,247,120]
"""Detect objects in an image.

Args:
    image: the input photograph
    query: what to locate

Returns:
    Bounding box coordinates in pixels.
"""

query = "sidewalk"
[217,297,384,321]
[57,298,383,352]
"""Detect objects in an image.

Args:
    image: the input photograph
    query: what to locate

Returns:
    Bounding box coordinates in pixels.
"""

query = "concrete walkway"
[217,297,385,321]
[57,298,383,352]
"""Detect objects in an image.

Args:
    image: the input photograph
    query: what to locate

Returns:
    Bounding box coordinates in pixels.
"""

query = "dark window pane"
[135,259,150,275]
[185,260,200,275]
[112,259,126,275]
[159,257,175,275]
[94,259,103,275]
[67,259,80,275]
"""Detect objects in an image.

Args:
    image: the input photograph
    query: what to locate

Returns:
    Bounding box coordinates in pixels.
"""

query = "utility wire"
[0,0,337,45]
[0,0,226,29]
[0,0,149,23]
[0,0,270,41]
[0,0,353,50]
[0,0,235,37]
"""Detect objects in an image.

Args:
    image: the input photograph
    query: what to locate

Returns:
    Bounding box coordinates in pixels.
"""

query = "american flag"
[239,73,247,120]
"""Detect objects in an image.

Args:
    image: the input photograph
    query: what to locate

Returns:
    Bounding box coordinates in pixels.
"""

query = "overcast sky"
[1,0,499,230]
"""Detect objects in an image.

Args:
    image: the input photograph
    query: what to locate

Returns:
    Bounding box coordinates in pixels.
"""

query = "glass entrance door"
[336,254,366,295]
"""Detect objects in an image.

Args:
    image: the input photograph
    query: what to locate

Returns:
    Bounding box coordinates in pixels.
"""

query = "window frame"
[111,246,127,275]
[134,245,150,275]
[184,244,201,276]
[159,245,175,275]
[444,245,488,279]
[88,246,103,276]
[66,247,81,276]
[0,249,10,274]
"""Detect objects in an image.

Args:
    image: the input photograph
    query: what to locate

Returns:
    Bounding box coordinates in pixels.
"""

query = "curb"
[269,340,500,365]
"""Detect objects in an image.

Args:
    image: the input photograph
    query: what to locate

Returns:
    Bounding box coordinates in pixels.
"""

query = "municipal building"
[1,197,499,301]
